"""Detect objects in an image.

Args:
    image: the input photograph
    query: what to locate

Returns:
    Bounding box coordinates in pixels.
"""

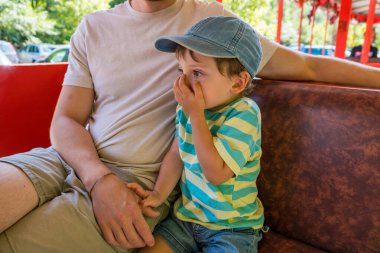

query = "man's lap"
[0,148,169,253]
[0,190,117,253]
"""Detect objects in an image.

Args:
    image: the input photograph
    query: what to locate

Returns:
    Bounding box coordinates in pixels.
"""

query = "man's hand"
[90,174,155,249]
[127,182,164,217]
[173,74,205,116]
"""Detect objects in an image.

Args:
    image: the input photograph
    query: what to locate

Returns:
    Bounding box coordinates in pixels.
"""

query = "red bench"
[1,65,379,252]
[0,64,67,157]
[253,80,380,253]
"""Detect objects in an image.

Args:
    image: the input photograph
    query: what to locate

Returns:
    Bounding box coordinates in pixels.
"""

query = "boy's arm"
[174,75,234,185]
[190,111,234,185]
[152,137,183,203]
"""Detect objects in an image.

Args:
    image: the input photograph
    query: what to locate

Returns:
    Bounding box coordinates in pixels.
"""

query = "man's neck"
[129,0,177,13]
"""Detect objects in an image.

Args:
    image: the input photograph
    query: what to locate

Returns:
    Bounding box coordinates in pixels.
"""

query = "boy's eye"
[193,70,202,78]
[178,68,183,73]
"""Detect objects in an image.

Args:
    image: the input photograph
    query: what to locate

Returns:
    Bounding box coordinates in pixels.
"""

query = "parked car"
[0,40,19,63]
[37,46,70,63]
[18,43,58,63]
[0,50,12,65]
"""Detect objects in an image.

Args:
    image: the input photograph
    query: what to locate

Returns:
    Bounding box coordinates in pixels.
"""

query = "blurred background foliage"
[0,0,378,49]
[0,0,108,47]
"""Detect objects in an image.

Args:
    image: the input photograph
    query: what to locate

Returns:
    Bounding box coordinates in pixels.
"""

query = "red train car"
[276,0,380,67]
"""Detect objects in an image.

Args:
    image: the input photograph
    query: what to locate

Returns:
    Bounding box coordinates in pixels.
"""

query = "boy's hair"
[176,46,254,94]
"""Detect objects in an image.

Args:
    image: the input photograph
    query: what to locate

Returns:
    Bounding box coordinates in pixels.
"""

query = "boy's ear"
[231,70,251,94]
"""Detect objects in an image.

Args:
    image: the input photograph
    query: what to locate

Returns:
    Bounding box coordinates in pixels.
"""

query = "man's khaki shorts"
[0,147,169,253]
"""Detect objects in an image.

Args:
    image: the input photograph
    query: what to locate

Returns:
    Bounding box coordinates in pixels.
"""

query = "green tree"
[0,0,109,47]
[109,0,125,8]
[2,0,376,51]
[0,0,55,47]
[222,0,277,40]
[39,0,109,44]
[272,0,334,47]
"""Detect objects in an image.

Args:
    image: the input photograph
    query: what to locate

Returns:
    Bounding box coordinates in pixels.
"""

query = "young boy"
[128,16,264,253]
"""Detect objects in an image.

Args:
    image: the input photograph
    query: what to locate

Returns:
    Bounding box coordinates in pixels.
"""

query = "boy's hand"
[126,183,162,217]
[141,190,165,209]
[126,182,149,199]
[174,74,205,116]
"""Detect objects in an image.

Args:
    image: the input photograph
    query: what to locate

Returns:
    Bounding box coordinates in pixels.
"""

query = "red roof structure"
[276,0,380,67]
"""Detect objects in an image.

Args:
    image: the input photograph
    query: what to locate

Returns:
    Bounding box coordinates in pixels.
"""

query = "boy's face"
[177,49,240,110]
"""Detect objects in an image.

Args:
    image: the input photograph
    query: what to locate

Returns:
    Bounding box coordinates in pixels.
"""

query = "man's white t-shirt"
[63,0,278,185]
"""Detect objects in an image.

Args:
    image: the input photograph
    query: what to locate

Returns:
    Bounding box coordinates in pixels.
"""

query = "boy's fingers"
[141,206,161,218]
[125,183,149,199]
[173,78,183,103]
[179,75,192,95]
[193,81,202,95]
[126,182,139,188]
[174,77,181,93]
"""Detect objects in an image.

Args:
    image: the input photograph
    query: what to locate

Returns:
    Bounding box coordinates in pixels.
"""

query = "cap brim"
[155,35,235,58]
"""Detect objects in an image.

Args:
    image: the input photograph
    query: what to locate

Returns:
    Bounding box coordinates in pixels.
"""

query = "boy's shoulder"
[209,97,261,125]
[228,97,260,115]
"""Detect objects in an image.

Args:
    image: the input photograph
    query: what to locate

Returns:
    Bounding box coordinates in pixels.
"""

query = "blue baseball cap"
[155,16,262,78]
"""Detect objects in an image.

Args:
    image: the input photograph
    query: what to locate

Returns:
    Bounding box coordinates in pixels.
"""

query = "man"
[1,0,379,252]
[350,31,378,58]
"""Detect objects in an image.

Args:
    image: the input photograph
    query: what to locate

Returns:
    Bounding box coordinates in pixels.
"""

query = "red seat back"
[0,64,67,157]
[251,80,380,253]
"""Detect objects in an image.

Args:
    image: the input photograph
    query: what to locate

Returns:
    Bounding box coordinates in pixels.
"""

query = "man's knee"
[0,161,37,195]
[0,162,38,232]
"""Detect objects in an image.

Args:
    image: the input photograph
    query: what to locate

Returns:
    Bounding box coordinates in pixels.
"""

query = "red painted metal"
[308,0,322,54]
[322,7,330,55]
[276,0,284,43]
[352,14,380,23]
[335,0,352,58]
[360,0,376,63]
[288,0,378,66]
[308,2,317,54]
[331,16,337,46]
[298,0,305,50]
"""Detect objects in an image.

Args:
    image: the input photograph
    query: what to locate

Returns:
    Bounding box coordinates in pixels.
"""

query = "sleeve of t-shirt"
[63,17,93,88]
[222,7,279,73]
[213,105,261,176]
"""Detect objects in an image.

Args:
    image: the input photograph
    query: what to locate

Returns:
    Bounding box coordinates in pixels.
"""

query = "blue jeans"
[154,212,262,253]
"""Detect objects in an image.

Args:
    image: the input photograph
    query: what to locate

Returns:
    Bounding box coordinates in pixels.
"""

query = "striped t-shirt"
[173,97,264,230]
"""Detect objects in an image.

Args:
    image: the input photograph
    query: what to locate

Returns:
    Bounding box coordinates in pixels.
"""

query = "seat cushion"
[259,231,327,253]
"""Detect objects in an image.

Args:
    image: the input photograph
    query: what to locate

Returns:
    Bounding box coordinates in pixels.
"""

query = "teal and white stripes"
[173,97,264,230]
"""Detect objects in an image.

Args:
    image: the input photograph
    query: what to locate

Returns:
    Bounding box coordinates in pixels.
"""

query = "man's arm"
[258,45,380,88]
[50,86,155,249]
[50,86,108,189]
